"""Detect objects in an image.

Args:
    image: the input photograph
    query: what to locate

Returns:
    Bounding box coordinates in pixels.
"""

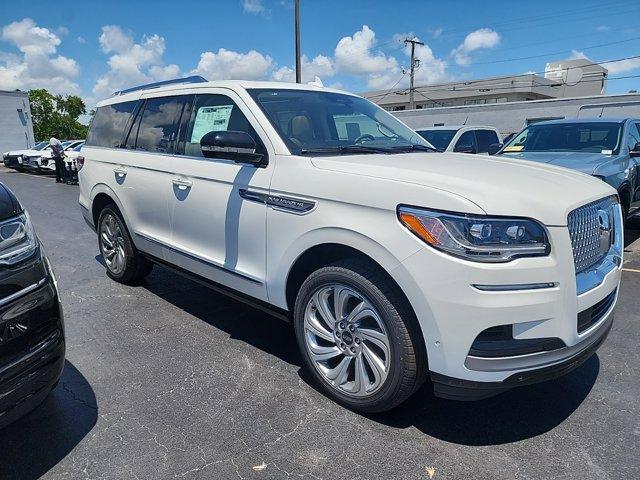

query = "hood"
[0,182,22,222]
[311,152,615,226]
[500,151,616,175]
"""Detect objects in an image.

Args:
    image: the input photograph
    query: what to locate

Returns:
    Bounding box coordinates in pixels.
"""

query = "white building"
[0,90,35,154]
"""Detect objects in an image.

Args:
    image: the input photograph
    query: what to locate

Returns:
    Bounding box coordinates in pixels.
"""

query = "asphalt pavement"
[0,166,638,480]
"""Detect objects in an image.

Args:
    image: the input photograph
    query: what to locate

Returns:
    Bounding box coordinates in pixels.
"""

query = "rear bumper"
[431,312,612,401]
[0,273,65,429]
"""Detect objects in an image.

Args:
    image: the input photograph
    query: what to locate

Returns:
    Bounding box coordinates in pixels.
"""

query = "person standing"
[50,138,66,183]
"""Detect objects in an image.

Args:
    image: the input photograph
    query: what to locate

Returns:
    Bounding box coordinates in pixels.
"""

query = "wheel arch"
[89,184,133,232]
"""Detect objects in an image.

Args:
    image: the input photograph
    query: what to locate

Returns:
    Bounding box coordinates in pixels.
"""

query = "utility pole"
[404,38,424,109]
[295,0,301,83]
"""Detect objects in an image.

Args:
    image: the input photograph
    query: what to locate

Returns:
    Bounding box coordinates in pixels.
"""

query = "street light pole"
[295,0,301,83]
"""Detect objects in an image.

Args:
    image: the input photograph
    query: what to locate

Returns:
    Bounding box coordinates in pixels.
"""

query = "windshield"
[34,141,47,150]
[503,122,622,154]
[248,89,434,155]
[416,129,457,151]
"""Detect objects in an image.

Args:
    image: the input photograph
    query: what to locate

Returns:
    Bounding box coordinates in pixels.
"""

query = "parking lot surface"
[0,167,638,480]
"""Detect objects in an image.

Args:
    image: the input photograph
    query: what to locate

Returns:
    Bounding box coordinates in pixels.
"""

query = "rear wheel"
[98,205,153,284]
[293,259,426,413]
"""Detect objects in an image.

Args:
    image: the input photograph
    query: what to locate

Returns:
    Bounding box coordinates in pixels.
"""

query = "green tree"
[29,89,89,141]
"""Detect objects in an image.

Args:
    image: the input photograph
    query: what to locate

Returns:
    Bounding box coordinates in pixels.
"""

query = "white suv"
[79,77,623,412]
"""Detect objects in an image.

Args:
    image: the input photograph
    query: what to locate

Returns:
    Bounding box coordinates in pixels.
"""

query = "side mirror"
[200,131,264,166]
[488,143,503,155]
[454,143,476,154]
[630,142,640,158]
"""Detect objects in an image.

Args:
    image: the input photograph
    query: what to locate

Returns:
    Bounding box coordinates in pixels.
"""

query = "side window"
[454,131,477,152]
[627,123,640,151]
[86,101,138,148]
[180,94,263,158]
[131,95,190,153]
[475,130,500,153]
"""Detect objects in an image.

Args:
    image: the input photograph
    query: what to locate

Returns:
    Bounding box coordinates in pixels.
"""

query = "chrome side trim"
[133,231,263,284]
[239,189,316,215]
[465,307,614,372]
[472,282,558,292]
[0,278,48,309]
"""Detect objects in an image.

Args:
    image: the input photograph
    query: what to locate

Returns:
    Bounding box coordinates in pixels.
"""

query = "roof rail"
[113,75,208,96]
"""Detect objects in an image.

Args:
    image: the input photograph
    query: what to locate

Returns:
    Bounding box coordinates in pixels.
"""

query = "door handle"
[172,178,193,190]
[113,167,127,177]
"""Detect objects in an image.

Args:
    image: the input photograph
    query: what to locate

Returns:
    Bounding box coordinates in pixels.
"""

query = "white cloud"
[429,27,443,39]
[452,28,500,66]
[334,25,398,75]
[92,25,181,101]
[76,36,86,44]
[596,25,610,32]
[0,18,80,94]
[2,18,60,55]
[569,49,588,60]
[192,48,273,80]
[272,54,334,83]
[603,57,640,74]
[242,0,268,14]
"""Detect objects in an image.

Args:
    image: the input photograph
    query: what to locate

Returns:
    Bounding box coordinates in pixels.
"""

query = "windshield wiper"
[300,145,395,155]
[390,144,439,153]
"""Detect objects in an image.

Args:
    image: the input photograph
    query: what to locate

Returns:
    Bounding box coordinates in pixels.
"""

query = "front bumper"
[391,209,622,396]
[0,260,65,429]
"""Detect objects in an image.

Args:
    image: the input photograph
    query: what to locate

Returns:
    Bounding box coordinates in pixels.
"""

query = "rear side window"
[178,94,263,157]
[454,131,477,152]
[129,95,190,153]
[86,101,138,148]
[475,130,500,153]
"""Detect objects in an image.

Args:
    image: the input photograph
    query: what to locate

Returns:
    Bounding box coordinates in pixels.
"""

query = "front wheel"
[293,260,426,413]
[98,205,153,284]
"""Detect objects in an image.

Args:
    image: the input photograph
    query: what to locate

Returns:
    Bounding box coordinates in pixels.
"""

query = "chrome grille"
[567,197,614,273]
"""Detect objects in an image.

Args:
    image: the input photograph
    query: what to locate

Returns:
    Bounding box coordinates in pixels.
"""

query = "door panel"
[167,91,273,300]
[117,94,192,259]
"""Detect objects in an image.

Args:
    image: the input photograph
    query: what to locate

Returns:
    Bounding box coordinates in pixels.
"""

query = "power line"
[374,72,408,103]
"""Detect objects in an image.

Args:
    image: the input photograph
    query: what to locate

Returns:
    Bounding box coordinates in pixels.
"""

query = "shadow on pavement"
[141,264,599,447]
[0,361,98,480]
[371,354,599,446]
[142,267,301,366]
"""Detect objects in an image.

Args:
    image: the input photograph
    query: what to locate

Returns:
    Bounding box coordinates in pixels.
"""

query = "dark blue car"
[500,118,640,220]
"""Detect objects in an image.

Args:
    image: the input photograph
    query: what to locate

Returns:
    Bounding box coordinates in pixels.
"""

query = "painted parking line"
[622,267,640,273]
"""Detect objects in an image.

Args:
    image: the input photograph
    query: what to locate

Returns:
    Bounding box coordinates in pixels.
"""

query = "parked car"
[3,142,49,171]
[499,118,640,220]
[415,125,501,154]
[79,77,621,412]
[25,140,84,173]
[0,182,64,429]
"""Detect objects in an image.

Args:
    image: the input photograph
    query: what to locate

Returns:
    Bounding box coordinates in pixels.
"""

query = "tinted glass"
[34,141,47,150]
[454,131,476,152]
[248,89,430,155]
[475,130,500,153]
[503,122,622,153]
[416,129,457,151]
[132,96,189,153]
[179,94,262,157]
[86,101,138,148]
[627,123,640,151]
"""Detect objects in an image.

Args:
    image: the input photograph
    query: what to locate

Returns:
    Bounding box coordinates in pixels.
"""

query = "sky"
[0,0,639,110]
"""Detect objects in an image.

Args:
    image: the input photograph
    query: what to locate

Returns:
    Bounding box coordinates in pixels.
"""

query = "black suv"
[0,181,64,429]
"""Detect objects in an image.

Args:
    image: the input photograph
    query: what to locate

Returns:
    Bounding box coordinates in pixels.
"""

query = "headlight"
[398,206,550,262]
[0,213,38,265]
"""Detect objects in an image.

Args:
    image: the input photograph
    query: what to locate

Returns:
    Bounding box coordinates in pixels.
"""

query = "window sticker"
[601,149,613,155]
[191,105,234,142]
[503,145,524,152]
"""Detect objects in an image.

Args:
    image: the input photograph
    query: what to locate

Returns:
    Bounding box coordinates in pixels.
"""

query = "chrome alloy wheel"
[303,284,391,397]
[99,213,126,275]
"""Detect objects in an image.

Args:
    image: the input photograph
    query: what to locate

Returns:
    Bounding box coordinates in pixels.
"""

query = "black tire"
[97,205,153,284]
[293,259,427,413]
